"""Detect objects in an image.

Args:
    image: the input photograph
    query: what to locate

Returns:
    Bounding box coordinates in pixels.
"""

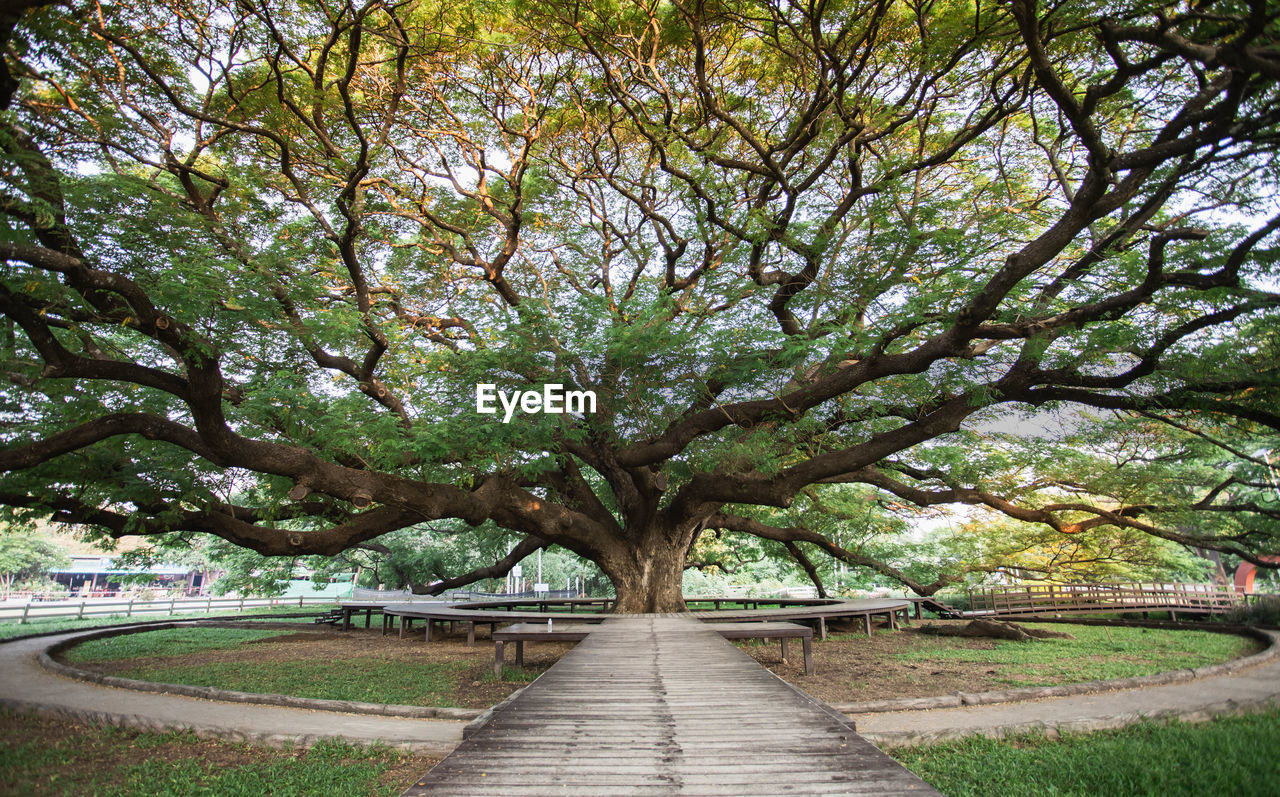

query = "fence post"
[20,603,30,624]
[168,598,175,616]
[77,601,86,619]
[298,595,303,608]
[127,599,134,617]
[206,597,212,614]
[239,597,245,612]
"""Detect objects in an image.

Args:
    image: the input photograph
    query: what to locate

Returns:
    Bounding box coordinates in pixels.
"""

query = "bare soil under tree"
[64,620,1260,708]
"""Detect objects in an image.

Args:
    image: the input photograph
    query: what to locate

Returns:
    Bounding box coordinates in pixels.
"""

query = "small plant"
[486,666,542,683]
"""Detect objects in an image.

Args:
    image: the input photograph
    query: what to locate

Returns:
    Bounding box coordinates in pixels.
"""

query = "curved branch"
[0,489,426,556]
[708,513,960,596]
[845,467,1280,565]
[423,535,548,595]
[782,540,829,599]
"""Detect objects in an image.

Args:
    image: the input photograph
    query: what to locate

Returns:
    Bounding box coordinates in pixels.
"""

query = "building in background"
[49,556,207,598]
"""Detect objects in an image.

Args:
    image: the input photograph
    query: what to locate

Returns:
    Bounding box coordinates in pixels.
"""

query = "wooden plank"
[403,615,939,796]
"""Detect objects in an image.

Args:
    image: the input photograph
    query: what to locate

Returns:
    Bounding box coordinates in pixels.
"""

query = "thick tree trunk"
[600,535,690,614]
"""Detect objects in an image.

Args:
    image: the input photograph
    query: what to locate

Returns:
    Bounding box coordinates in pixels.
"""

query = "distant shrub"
[15,578,68,599]
[1223,595,1280,627]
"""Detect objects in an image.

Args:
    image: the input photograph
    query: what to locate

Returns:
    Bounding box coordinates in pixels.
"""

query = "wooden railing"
[966,582,1246,617]
[0,594,337,624]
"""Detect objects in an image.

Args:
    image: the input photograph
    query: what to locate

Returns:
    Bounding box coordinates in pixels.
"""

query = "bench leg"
[342,609,352,631]
[494,640,504,679]
[399,617,407,639]
[425,619,432,642]
[803,636,813,676]
[467,622,475,647]
[515,640,524,667]
[365,609,372,628]
[862,615,871,636]
[781,636,789,663]
[818,617,826,641]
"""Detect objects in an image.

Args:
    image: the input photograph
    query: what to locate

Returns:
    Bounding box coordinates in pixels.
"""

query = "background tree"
[0,527,67,598]
[0,0,1277,611]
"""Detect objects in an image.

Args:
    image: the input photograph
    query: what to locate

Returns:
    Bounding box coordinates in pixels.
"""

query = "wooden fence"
[966,582,1247,617]
[0,594,337,624]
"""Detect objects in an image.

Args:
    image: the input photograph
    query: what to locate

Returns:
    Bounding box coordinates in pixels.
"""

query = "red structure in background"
[1233,557,1280,594]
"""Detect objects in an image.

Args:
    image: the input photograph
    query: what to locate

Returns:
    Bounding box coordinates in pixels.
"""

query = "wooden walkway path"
[403,615,938,796]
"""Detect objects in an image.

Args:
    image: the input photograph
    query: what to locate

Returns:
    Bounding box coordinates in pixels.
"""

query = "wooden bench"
[491,620,815,678]
[703,622,814,676]
[340,604,381,630]
[493,622,593,677]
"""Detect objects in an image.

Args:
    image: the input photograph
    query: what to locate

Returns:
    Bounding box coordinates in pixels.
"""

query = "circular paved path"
[852,629,1280,747]
[0,624,465,754]
[1,621,1277,754]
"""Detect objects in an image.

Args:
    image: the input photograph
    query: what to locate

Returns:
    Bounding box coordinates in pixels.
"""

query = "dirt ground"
[75,625,577,709]
[70,617,1258,710]
[739,617,1028,703]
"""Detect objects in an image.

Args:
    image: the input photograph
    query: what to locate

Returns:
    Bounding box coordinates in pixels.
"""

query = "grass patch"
[62,628,473,704]
[110,658,470,706]
[892,709,1280,796]
[0,709,433,796]
[64,627,286,662]
[890,624,1253,685]
[486,665,542,683]
[57,626,544,708]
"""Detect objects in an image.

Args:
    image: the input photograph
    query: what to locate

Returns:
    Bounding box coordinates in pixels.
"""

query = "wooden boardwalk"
[965,582,1244,618]
[403,615,938,796]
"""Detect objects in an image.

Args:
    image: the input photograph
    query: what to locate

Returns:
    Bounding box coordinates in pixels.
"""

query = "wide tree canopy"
[0,0,1277,611]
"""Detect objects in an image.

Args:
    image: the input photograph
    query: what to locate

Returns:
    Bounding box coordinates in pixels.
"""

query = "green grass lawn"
[893,709,1280,796]
[63,627,474,706]
[885,623,1255,686]
[6,705,1277,796]
[111,658,471,705]
[64,627,286,660]
[0,710,431,797]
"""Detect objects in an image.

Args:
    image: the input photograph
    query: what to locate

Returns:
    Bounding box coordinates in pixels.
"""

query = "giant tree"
[0,0,1277,612]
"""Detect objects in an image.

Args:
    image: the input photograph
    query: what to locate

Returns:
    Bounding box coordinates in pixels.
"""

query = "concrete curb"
[832,626,1277,715]
[24,617,1280,755]
[860,694,1280,749]
[0,696,458,754]
[39,622,483,722]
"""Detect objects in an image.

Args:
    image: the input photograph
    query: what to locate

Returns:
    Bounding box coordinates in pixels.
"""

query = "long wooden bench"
[379,596,911,648]
[491,620,815,677]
